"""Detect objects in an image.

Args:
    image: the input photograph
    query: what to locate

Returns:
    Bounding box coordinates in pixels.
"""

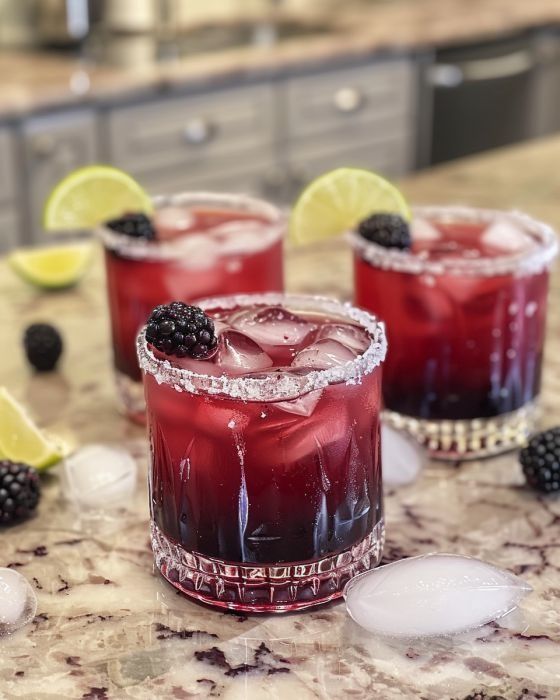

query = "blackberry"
[105,213,156,241]
[145,301,218,359]
[357,213,411,250]
[520,427,560,493]
[23,323,63,372]
[0,461,41,525]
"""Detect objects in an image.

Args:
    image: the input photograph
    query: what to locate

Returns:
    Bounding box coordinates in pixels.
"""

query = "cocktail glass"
[99,192,285,423]
[351,205,558,459]
[137,292,387,612]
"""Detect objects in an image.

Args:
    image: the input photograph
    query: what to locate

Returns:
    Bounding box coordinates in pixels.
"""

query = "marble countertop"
[3,0,560,118]
[1,136,560,699]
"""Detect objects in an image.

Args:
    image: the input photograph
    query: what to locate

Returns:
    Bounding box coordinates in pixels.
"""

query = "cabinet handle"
[183,118,216,145]
[333,87,365,113]
[29,134,57,158]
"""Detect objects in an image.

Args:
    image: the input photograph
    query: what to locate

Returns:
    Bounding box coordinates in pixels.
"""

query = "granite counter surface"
[1,137,560,699]
[3,0,560,117]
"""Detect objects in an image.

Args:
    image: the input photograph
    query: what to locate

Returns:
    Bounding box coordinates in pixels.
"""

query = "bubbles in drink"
[345,553,532,638]
[0,568,37,637]
[216,330,274,375]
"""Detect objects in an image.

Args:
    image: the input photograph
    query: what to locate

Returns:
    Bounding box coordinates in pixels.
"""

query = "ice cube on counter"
[0,568,37,637]
[61,444,137,510]
[344,553,532,638]
[381,423,425,487]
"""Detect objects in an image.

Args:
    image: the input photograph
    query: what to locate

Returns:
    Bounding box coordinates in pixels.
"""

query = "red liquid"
[104,208,284,383]
[354,220,550,420]
[143,302,383,610]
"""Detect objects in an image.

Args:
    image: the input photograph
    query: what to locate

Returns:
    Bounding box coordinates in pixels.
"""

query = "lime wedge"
[8,243,93,289]
[0,388,67,470]
[289,167,411,245]
[43,165,153,231]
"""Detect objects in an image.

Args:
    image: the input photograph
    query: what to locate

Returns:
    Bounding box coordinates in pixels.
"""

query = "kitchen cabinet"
[279,59,417,201]
[0,126,22,252]
[105,83,278,196]
[22,110,99,241]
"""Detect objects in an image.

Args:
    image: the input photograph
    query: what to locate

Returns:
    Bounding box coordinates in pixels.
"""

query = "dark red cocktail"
[137,293,387,612]
[100,193,285,422]
[352,206,558,458]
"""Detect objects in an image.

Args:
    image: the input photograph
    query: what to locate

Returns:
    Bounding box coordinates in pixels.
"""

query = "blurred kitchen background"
[1,0,560,251]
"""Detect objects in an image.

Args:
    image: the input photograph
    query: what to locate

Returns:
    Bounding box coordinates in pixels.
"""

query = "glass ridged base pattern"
[151,519,385,613]
[115,370,146,425]
[384,400,539,460]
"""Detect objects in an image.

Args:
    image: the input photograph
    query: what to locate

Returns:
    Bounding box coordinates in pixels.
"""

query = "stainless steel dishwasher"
[427,32,542,165]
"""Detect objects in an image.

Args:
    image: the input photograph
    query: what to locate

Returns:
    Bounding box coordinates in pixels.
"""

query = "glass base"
[383,400,539,460]
[115,370,146,425]
[151,519,385,613]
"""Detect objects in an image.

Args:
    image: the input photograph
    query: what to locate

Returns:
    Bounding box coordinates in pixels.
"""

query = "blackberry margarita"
[100,193,285,422]
[352,206,558,458]
[137,293,387,612]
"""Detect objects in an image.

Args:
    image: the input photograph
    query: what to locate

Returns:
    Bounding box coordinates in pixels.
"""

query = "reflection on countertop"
[0,135,559,698]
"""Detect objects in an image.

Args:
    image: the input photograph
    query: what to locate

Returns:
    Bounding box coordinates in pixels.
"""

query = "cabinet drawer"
[0,128,17,204]
[0,207,21,252]
[139,158,277,200]
[23,110,99,241]
[288,137,411,192]
[286,60,414,140]
[107,84,276,175]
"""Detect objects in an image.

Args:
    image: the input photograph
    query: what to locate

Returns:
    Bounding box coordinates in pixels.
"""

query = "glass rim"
[348,205,559,277]
[136,292,387,402]
[97,191,287,262]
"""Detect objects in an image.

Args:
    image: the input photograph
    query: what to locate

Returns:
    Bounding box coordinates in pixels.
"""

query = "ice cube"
[212,220,267,255]
[216,330,274,375]
[275,389,323,417]
[173,233,221,270]
[230,306,316,347]
[61,444,137,510]
[0,568,37,637]
[291,339,357,370]
[344,553,532,638]
[482,220,536,254]
[412,218,442,242]
[314,323,370,355]
[153,206,194,240]
[381,423,425,487]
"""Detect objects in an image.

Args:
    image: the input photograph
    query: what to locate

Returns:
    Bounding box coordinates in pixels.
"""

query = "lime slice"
[43,165,153,231]
[0,388,67,470]
[8,243,93,289]
[289,167,411,245]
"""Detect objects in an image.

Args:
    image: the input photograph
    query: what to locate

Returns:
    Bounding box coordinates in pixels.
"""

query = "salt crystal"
[344,553,532,638]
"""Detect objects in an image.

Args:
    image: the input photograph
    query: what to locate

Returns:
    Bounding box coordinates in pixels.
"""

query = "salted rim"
[348,205,559,277]
[97,191,286,262]
[136,292,387,401]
